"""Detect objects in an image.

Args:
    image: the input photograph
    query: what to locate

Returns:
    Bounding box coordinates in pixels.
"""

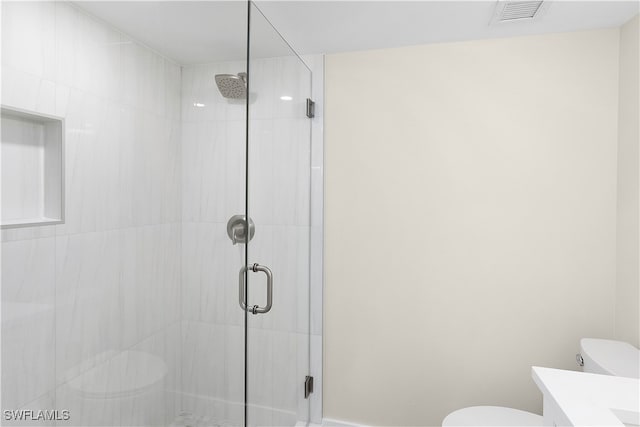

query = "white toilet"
[578,338,639,378]
[442,338,640,426]
[442,406,543,426]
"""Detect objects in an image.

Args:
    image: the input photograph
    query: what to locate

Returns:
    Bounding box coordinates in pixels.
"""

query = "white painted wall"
[616,14,640,348]
[324,29,620,426]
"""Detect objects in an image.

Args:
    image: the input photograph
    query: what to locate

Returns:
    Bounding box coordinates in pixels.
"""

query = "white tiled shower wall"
[1,2,323,426]
[1,1,182,425]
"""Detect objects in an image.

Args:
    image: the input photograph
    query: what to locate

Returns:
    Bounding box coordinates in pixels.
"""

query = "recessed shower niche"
[1,106,64,228]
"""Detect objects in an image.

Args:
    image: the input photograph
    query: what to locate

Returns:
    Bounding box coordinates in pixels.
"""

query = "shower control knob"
[227,215,255,245]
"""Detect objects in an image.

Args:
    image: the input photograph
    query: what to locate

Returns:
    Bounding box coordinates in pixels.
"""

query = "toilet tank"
[579,338,640,378]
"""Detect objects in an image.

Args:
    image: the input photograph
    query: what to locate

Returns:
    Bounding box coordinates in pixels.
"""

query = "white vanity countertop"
[532,366,639,426]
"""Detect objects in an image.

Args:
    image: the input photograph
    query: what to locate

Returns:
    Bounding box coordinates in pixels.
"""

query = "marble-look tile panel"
[245,328,308,425]
[165,61,183,122]
[247,118,275,226]
[2,2,185,425]
[181,121,228,224]
[55,230,123,384]
[55,324,179,427]
[122,36,167,116]
[55,224,179,382]
[2,392,57,427]
[181,62,247,124]
[226,119,247,219]
[53,97,181,236]
[271,117,311,227]
[247,119,311,227]
[248,56,311,121]
[1,1,56,80]
[0,66,58,117]
[246,225,310,334]
[182,222,244,326]
[56,369,165,427]
[54,88,103,235]
[180,321,244,406]
[131,113,181,227]
[181,119,246,224]
[1,223,57,243]
[1,237,56,410]
[121,224,182,348]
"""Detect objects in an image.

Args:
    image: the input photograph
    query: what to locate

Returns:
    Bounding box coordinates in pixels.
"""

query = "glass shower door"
[244,3,313,425]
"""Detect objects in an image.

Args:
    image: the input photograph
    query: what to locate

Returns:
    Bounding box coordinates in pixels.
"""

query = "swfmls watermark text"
[3,410,70,421]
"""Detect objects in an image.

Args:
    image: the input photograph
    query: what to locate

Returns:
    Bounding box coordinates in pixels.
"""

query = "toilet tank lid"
[580,338,639,378]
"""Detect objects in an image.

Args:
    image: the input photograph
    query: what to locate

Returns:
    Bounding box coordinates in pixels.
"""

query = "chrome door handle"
[239,263,273,314]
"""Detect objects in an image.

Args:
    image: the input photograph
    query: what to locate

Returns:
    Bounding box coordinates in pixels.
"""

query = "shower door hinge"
[306,98,315,118]
[304,375,314,399]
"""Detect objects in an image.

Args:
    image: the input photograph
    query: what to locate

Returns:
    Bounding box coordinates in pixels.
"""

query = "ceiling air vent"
[491,1,547,24]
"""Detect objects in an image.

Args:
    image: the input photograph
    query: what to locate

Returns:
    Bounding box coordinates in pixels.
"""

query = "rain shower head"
[215,72,247,99]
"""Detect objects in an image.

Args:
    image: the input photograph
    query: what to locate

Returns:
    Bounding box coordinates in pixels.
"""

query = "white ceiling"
[257,1,639,55]
[76,1,639,65]
[76,2,249,63]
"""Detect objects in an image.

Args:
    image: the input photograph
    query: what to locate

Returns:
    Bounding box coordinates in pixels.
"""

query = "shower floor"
[170,411,237,427]
[169,409,305,427]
